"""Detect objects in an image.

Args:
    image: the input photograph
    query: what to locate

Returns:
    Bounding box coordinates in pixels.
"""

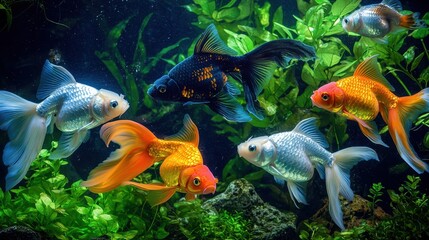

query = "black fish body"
[148,24,316,122]
[166,53,241,101]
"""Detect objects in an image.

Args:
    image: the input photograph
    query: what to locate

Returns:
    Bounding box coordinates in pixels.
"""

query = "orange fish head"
[179,165,218,195]
[311,82,345,112]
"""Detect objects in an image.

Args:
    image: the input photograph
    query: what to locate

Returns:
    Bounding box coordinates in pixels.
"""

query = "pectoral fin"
[50,130,90,159]
[123,181,177,206]
[343,110,388,147]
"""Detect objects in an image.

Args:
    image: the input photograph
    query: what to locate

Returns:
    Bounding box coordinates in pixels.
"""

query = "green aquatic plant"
[367,182,384,220]
[0,141,175,239]
[96,13,187,116]
[298,175,429,239]
[171,200,250,240]
[184,0,255,31]
[0,0,12,31]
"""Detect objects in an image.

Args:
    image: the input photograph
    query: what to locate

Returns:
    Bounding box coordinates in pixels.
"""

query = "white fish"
[0,60,129,190]
[342,0,424,43]
[237,117,379,230]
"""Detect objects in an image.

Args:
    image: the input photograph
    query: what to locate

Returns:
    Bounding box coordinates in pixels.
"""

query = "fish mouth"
[203,185,216,194]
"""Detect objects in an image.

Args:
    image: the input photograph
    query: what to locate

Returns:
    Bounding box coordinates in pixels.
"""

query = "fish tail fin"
[326,147,379,230]
[387,89,429,173]
[0,91,47,190]
[123,181,176,206]
[240,40,316,119]
[81,120,157,193]
[399,12,425,29]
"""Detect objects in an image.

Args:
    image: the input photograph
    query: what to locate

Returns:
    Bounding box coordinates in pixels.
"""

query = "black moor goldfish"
[0,60,129,190]
[342,0,424,43]
[148,24,315,122]
[237,117,379,230]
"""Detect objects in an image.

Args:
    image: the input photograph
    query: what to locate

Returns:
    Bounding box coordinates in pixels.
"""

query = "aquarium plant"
[95,13,188,117]
[299,175,429,239]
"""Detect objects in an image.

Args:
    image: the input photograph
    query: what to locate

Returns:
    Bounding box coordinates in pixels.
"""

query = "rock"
[203,178,298,239]
[0,225,41,240]
[304,194,390,231]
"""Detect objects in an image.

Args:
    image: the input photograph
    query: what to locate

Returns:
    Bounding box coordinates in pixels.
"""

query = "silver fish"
[237,117,379,230]
[0,60,129,190]
[342,0,423,42]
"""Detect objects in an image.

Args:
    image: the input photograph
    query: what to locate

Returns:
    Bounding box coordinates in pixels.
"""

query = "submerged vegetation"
[299,175,429,240]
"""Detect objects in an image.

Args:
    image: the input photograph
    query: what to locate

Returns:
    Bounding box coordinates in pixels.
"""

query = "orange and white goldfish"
[0,60,129,190]
[311,55,429,174]
[237,117,379,230]
[81,114,218,206]
[342,0,423,42]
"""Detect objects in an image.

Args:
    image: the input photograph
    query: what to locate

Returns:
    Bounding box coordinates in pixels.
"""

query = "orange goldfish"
[342,0,424,43]
[81,114,218,206]
[311,55,429,174]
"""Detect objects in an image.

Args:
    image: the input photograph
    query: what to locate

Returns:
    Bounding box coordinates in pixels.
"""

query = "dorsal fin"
[194,24,237,56]
[292,117,328,148]
[381,0,402,11]
[165,114,199,146]
[37,60,77,100]
[353,55,395,91]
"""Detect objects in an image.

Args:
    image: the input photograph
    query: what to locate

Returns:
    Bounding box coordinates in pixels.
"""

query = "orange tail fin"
[399,13,416,28]
[123,181,177,206]
[81,120,157,193]
[386,89,429,173]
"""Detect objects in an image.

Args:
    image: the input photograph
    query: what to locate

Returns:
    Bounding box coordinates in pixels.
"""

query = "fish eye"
[321,93,330,101]
[248,144,257,152]
[344,18,349,24]
[110,100,118,108]
[193,177,201,186]
[158,85,167,93]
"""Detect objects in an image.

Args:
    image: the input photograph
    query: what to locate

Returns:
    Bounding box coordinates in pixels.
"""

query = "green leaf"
[256,2,271,28]
[273,6,283,27]
[99,214,113,221]
[106,16,133,49]
[411,28,429,39]
[243,170,266,182]
[133,13,153,63]
[331,0,361,17]
[403,46,415,65]
[213,8,240,23]
[411,52,424,71]
[301,63,317,87]
[333,60,357,77]
[156,226,169,239]
[317,43,342,67]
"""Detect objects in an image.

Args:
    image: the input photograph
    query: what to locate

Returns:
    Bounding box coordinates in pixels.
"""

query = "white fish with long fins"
[0,60,129,190]
[237,117,379,230]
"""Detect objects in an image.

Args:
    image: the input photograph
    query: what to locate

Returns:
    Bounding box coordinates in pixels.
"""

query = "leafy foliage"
[0,142,172,239]
[96,13,187,116]
[298,176,429,240]
[368,182,384,219]
[171,200,250,240]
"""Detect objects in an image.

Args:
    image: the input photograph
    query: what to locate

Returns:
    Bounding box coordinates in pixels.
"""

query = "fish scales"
[37,83,100,132]
[149,140,203,187]
[268,132,332,182]
[169,54,239,99]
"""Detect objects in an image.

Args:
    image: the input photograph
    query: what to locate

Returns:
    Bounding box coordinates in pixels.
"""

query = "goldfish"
[81,114,218,206]
[342,0,424,43]
[0,60,129,190]
[237,117,378,230]
[148,24,315,122]
[311,55,429,174]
